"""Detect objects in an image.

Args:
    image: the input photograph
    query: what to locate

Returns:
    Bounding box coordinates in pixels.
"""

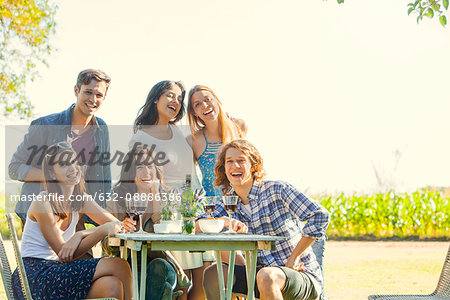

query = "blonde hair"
[187,85,244,144]
[214,139,265,194]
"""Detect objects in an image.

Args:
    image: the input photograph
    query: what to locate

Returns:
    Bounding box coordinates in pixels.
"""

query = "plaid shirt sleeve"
[280,181,330,239]
[211,200,228,218]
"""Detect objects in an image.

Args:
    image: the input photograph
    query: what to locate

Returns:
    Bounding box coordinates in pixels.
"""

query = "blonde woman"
[187,85,247,196]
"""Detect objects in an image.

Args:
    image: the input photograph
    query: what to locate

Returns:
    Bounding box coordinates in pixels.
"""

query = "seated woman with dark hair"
[12,141,133,300]
[108,150,190,300]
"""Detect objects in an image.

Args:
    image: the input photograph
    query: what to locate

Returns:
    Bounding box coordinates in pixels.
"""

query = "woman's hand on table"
[122,217,136,232]
[103,220,126,234]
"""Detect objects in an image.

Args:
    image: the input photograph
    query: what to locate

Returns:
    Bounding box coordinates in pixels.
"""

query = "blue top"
[8,104,112,220]
[197,130,222,196]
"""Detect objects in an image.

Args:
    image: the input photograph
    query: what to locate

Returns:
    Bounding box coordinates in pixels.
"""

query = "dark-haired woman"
[109,150,192,300]
[12,142,132,300]
[130,81,211,300]
[131,80,195,187]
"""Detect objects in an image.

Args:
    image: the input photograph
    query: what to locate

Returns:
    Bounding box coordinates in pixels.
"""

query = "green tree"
[336,0,449,27]
[407,0,448,26]
[0,0,57,118]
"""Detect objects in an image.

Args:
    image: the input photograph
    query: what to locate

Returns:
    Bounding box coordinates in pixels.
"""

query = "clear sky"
[2,0,450,195]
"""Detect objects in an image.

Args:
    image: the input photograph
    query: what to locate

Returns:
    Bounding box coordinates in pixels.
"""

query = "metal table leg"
[244,251,252,295]
[121,243,128,260]
[131,248,139,299]
[246,250,258,300]
[215,250,226,300]
[226,250,236,300]
[140,245,147,300]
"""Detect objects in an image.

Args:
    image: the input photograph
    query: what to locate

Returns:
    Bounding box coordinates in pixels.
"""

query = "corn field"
[318,189,449,239]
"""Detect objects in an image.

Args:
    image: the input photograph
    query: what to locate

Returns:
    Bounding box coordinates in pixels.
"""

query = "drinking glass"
[223,196,238,233]
[203,196,218,218]
[125,198,137,233]
[126,195,148,233]
[134,194,148,233]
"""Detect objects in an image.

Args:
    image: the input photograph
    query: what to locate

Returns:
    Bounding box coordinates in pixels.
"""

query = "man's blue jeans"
[134,256,177,300]
[147,258,177,299]
[311,239,326,300]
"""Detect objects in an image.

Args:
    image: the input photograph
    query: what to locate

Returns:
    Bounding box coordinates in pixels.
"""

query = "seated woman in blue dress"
[12,141,133,300]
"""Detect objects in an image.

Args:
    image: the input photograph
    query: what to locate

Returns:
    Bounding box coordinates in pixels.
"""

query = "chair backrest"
[6,213,33,300]
[433,244,450,297]
[0,233,15,300]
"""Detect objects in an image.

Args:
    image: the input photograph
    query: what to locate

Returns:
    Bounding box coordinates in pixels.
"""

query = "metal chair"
[6,213,33,299]
[368,244,450,300]
[5,213,118,300]
[0,231,15,299]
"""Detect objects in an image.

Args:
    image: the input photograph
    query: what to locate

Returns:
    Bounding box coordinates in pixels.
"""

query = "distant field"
[0,241,447,299]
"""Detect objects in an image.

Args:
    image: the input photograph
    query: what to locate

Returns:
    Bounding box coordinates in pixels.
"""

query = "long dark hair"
[113,152,166,208]
[42,142,86,219]
[133,80,186,133]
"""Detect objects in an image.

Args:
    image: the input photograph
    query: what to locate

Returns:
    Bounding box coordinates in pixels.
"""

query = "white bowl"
[154,223,171,233]
[199,219,225,233]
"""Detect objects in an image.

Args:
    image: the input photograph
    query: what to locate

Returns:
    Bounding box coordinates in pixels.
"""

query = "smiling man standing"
[202,139,330,300]
[9,69,112,226]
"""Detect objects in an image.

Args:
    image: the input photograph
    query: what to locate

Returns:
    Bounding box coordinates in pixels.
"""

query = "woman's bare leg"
[87,257,132,300]
[202,263,242,300]
[188,261,212,300]
[86,276,123,299]
[175,269,191,300]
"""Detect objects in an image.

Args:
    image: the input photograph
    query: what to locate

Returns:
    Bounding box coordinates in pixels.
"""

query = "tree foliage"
[407,0,448,26]
[0,0,57,118]
[336,0,449,27]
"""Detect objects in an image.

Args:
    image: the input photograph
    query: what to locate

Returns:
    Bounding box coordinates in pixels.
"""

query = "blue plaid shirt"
[210,180,330,287]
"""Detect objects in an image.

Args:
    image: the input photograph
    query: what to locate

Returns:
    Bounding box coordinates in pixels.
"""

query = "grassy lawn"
[325,241,448,299]
[0,241,447,299]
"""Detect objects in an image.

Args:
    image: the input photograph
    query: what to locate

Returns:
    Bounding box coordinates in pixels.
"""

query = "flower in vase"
[161,201,175,221]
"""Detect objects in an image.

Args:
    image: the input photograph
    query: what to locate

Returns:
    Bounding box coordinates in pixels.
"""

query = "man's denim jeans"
[311,239,326,300]
[135,257,177,299]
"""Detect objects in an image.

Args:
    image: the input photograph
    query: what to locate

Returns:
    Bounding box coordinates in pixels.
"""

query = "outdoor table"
[109,232,285,300]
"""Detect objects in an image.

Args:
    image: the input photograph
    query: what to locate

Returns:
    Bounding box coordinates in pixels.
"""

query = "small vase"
[182,217,195,235]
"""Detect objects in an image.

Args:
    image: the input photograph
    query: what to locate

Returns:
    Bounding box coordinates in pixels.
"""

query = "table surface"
[110,232,285,300]
[111,232,286,242]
